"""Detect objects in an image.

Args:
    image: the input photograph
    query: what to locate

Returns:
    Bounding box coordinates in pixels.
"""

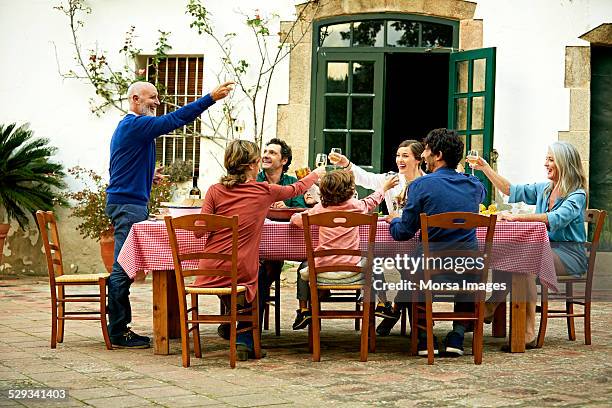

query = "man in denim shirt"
[387,128,486,356]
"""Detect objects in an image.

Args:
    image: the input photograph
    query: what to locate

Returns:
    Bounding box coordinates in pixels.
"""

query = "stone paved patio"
[1,270,611,407]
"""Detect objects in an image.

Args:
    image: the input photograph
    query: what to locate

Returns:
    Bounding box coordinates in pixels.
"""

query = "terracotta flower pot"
[0,223,9,265]
[99,228,115,274]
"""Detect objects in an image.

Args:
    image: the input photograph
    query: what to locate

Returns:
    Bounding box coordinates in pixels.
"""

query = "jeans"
[105,203,148,340]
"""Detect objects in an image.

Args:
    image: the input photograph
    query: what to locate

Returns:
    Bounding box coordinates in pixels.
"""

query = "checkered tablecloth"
[118,219,558,291]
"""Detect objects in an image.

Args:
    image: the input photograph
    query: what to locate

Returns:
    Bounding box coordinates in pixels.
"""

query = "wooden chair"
[302,211,378,362]
[537,209,607,347]
[165,214,261,368]
[410,212,496,365]
[35,211,112,350]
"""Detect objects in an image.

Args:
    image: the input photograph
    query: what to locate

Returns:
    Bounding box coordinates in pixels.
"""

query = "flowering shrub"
[65,166,173,241]
[65,167,111,241]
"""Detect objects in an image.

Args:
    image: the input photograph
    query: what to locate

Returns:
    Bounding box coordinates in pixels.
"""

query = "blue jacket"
[509,182,586,242]
[106,94,215,206]
[389,167,486,242]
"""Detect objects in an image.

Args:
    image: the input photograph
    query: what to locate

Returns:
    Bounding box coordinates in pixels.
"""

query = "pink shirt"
[290,190,384,268]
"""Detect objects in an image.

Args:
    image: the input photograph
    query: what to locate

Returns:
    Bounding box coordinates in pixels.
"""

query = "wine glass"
[330,148,342,169]
[466,149,479,176]
[315,153,328,169]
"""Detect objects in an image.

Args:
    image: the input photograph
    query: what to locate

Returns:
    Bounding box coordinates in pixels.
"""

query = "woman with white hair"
[471,141,588,348]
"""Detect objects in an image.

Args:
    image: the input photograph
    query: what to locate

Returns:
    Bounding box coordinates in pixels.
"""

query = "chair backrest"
[35,210,64,284]
[302,211,378,277]
[419,212,497,293]
[164,214,239,293]
[585,209,607,288]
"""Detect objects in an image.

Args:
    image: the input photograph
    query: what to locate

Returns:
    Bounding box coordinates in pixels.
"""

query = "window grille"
[145,56,204,174]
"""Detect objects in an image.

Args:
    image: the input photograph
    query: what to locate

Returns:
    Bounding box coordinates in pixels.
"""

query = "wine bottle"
[188,176,201,199]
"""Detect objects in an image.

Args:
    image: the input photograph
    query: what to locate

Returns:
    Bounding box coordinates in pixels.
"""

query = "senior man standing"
[105,80,233,348]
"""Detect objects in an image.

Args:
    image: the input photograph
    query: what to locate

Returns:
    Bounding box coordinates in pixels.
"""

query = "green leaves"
[0,123,67,230]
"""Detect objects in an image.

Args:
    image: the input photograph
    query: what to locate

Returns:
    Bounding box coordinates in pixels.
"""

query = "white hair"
[546,141,588,198]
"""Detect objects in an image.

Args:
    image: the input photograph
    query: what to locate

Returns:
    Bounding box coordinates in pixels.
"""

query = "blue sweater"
[106,94,215,206]
[390,167,486,242]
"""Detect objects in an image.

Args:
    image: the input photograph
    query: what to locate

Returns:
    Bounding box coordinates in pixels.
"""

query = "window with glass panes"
[311,16,458,174]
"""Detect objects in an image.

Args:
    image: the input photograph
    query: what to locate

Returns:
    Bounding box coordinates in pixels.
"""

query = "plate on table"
[266,207,306,222]
[160,202,201,217]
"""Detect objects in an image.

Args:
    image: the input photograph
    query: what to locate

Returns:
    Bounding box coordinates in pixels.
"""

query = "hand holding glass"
[330,148,342,169]
[466,150,479,176]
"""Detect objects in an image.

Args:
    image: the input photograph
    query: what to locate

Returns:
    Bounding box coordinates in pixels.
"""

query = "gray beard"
[139,105,156,116]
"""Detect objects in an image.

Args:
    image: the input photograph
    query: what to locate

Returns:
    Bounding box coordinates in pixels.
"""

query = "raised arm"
[269,170,321,204]
[470,156,511,196]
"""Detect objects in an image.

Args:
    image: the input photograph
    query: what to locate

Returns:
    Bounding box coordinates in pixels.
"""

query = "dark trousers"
[258,260,283,325]
[105,203,148,340]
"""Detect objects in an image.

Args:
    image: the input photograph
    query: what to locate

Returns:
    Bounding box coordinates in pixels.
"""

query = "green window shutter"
[448,47,496,204]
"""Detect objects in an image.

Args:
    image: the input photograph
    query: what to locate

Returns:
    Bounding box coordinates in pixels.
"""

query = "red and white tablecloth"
[118,219,558,291]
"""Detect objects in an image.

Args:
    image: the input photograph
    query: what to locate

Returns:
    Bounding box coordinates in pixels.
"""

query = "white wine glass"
[315,153,328,169]
[466,149,479,176]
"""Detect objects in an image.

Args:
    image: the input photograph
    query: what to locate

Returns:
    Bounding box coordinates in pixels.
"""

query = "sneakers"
[111,330,150,349]
[417,334,439,356]
[127,328,150,343]
[292,309,311,330]
[443,331,465,356]
[375,302,400,320]
[376,315,400,336]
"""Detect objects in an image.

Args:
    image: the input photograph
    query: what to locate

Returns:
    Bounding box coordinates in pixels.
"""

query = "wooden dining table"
[118,217,558,355]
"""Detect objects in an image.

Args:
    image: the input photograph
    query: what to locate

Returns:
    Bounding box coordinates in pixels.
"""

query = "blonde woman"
[471,141,588,348]
[193,140,323,360]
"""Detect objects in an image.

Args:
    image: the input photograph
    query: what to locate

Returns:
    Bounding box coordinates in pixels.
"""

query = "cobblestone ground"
[1,270,611,407]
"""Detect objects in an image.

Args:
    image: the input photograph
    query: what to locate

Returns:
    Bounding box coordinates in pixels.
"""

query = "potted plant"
[0,123,67,264]
[65,167,173,272]
[161,159,194,202]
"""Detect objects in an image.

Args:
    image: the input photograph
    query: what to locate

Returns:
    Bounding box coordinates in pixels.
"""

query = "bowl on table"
[266,207,306,222]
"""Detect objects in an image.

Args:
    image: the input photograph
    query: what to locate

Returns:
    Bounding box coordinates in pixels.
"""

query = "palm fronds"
[0,123,67,229]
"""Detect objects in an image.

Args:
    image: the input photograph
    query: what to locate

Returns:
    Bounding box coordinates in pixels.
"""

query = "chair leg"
[263,301,270,331]
[274,274,281,337]
[180,304,191,368]
[536,286,548,348]
[99,279,112,350]
[50,286,57,349]
[311,297,321,362]
[355,290,361,331]
[57,286,65,343]
[473,302,484,365]
[252,292,262,359]
[565,283,576,341]
[410,303,418,356]
[191,294,201,358]
[369,303,376,353]
[584,301,592,345]
[425,301,434,365]
[360,294,371,362]
[229,296,237,369]
[400,306,407,336]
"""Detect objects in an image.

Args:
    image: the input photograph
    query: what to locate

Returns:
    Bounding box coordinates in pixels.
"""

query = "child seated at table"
[289,170,398,330]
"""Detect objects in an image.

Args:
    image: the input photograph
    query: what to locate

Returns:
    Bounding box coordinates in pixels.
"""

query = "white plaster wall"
[1,0,610,190]
[0,0,296,189]
[475,0,612,187]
